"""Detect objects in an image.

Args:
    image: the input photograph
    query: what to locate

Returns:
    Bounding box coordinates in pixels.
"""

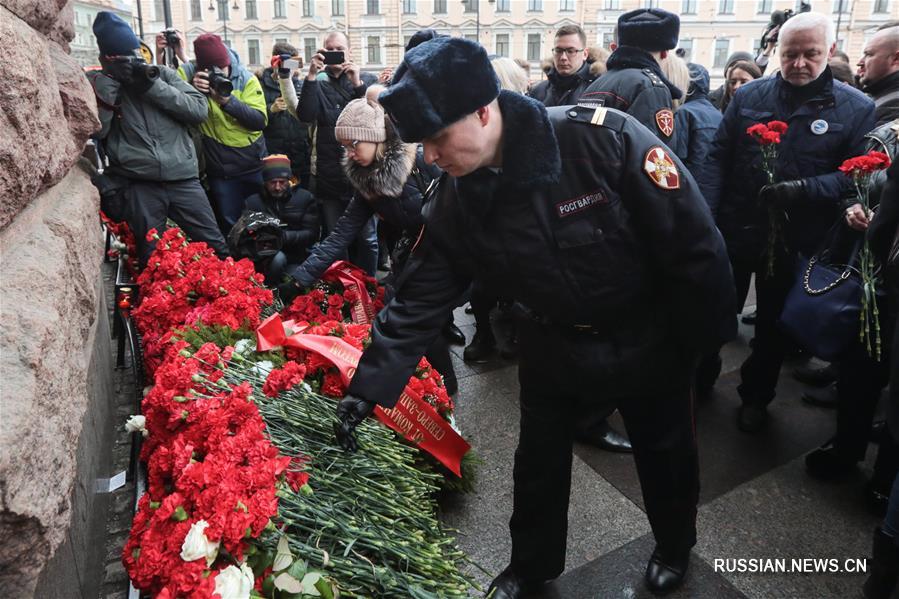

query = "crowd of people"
[85,7,899,598]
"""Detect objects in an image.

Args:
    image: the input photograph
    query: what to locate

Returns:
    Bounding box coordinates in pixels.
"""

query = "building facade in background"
[133,0,894,82]
[73,0,134,66]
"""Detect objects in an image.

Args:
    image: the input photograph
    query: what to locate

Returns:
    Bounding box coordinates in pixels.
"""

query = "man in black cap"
[331,37,737,596]
[580,7,681,146]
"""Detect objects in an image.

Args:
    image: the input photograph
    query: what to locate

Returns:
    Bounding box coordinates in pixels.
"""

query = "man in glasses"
[581,8,681,147]
[529,25,597,107]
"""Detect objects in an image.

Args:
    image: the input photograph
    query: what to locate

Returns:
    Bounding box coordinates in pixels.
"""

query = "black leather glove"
[128,65,158,95]
[276,278,303,305]
[335,394,375,452]
[103,58,134,84]
[758,179,805,210]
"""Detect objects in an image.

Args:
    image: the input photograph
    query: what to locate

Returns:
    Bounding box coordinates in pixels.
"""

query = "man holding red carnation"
[700,12,876,433]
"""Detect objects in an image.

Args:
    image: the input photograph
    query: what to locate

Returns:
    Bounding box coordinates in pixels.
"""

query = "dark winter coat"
[259,68,311,183]
[579,46,681,146]
[672,64,723,194]
[529,61,597,107]
[288,131,439,288]
[347,91,736,407]
[244,185,319,264]
[293,70,378,198]
[700,67,876,260]
[864,70,899,127]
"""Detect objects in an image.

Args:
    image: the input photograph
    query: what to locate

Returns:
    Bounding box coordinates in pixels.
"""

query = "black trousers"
[735,252,796,406]
[509,320,699,581]
[125,178,228,267]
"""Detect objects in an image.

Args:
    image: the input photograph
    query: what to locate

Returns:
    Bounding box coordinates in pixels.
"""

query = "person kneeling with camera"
[179,33,268,238]
[87,12,228,267]
[230,154,319,285]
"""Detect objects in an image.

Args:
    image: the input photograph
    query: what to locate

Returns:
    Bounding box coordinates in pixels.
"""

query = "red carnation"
[767,120,788,133]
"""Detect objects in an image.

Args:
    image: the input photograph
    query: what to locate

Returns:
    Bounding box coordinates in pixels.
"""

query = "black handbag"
[779,228,865,361]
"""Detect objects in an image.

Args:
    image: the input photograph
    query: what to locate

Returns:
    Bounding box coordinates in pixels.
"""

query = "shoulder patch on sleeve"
[655,108,675,138]
[643,147,680,190]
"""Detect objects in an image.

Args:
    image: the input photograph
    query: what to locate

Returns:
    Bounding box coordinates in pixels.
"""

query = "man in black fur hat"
[331,37,737,596]
[581,7,681,146]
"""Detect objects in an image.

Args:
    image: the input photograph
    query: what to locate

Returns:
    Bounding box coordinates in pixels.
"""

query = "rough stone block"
[0,0,68,36]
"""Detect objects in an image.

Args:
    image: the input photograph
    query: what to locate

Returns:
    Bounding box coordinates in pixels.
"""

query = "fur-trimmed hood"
[342,129,418,200]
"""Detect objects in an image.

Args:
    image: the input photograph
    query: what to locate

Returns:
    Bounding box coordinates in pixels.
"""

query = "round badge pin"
[810,119,828,135]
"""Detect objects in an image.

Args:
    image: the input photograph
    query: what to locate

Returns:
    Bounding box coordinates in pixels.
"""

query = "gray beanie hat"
[335,88,386,143]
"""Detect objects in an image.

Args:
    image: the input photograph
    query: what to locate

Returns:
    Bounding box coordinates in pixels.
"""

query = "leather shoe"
[741,309,757,325]
[793,362,838,387]
[463,329,496,363]
[805,446,856,480]
[443,322,466,346]
[485,566,544,599]
[577,420,633,453]
[801,383,838,408]
[645,547,690,595]
[737,403,768,433]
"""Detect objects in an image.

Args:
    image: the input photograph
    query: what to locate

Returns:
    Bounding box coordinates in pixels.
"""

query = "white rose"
[234,338,255,355]
[251,360,274,376]
[214,563,254,599]
[180,520,220,566]
[124,415,148,438]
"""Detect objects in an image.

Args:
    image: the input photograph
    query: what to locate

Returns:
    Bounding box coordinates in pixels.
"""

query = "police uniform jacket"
[700,67,876,260]
[579,46,679,147]
[346,91,737,408]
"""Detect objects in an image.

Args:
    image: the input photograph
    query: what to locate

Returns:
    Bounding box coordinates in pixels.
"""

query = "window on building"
[718,0,734,14]
[832,0,848,12]
[496,0,511,11]
[462,0,476,12]
[303,0,314,16]
[643,0,659,7]
[527,33,541,61]
[434,0,447,13]
[332,0,345,15]
[528,0,543,11]
[190,0,202,20]
[602,31,615,48]
[678,38,693,60]
[682,0,697,13]
[464,33,478,43]
[245,0,257,19]
[217,0,228,21]
[495,33,510,57]
[154,0,164,19]
[873,0,889,12]
[274,0,286,18]
[403,0,416,13]
[367,0,380,14]
[604,0,620,9]
[247,39,260,65]
[713,38,730,67]
[367,36,381,63]
[275,37,288,45]
[757,0,772,13]
[751,38,761,53]
[559,0,575,11]
[304,38,317,63]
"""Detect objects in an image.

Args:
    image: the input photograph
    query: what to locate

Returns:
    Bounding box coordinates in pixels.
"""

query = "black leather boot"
[801,383,838,408]
[863,528,899,599]
[463,329,496,363]
[793,362,838,387]
[645,546,690,594]
[737,403,768,433]
[486,565,544,599]
[576,420,633,453]
[805,445,857,480]
[443,321,466,346]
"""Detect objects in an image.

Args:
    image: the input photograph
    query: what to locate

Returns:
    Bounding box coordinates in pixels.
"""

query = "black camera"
[228,212,284,261]
[206,67,233,97]
[163,28,180,48]
[759,1,811,52]
[114,56,159,81]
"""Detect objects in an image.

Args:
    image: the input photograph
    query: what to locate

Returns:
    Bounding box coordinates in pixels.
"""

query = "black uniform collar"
[863,69,899,97]
[606,46,683,100]
[493,90,561,188]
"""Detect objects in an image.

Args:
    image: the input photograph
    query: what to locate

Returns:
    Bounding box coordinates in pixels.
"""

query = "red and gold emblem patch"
[655,108,675,138]
[643,147,680,190]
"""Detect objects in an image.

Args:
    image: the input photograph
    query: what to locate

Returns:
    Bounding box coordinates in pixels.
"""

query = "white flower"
[124,415,148,438]
[180,520,220,566]
[214,563,254,599]
[250,360,274,376]
[233,338,255,355]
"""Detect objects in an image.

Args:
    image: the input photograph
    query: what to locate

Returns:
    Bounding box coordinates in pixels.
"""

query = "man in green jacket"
[179,34,268,237]
[87,12,227,266]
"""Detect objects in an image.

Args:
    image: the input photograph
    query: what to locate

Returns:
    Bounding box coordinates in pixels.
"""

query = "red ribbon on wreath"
[256,314,470,476]
[322,260,376,325]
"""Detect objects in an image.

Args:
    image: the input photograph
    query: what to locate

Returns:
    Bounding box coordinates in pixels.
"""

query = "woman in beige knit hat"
[279,85,459,394]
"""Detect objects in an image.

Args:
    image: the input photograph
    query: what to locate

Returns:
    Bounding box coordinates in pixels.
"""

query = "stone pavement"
[440,303,887,599]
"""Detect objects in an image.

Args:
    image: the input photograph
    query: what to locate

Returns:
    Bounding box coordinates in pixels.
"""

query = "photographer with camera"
[277,32,379,276]
[178,33,268,238]
[155,28,187,68]
[86,12,228,267]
